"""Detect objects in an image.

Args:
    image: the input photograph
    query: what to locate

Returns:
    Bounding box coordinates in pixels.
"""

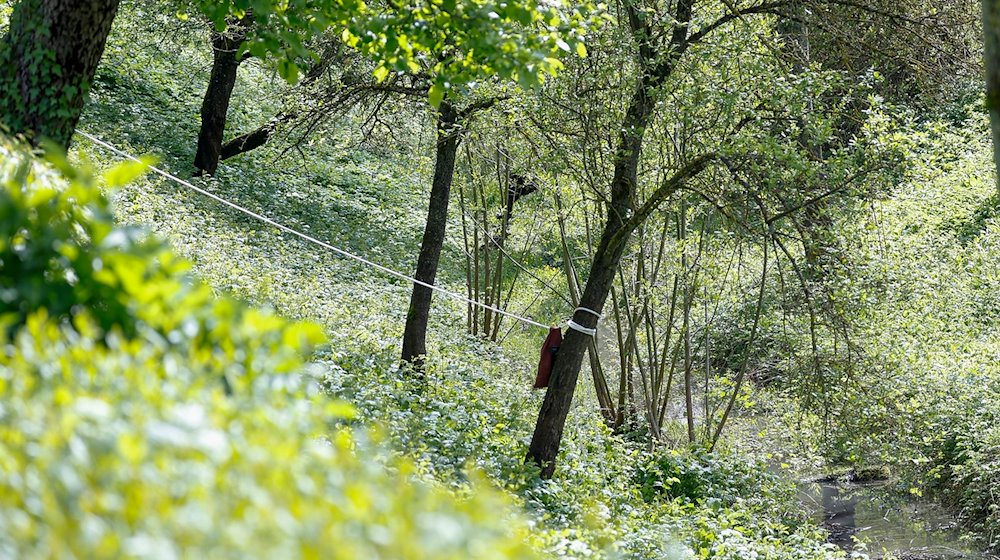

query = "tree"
[525,0,729,478]
[0,0,121,148]
[0,0,348,150]
[181,1,590,359]
[400,96,504,365]
[365,1,590,366]
[193,14,253,176]
[402,99,462,364]
[985,0,1000,190]
[524,0,938,478]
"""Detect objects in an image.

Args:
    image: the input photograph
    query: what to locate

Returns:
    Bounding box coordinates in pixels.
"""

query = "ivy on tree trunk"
[0,0,120,148]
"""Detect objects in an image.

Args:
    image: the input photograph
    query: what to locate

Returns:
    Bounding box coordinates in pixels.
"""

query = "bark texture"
[0,0,120,147]
[193,17,251,175]
[401,100,461,366]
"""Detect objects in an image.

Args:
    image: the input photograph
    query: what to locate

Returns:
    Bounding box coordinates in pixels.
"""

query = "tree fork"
[525,81,712,475]
[527,59,654,474]
[193,14,252,176]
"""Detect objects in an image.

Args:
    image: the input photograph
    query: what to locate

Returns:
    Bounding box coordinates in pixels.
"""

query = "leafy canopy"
[183,0,596,105]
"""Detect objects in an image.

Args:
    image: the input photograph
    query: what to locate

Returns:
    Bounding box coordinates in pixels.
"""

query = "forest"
[2,0,1000,558]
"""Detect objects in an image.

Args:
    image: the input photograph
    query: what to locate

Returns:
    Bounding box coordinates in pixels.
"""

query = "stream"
[798,479,994,559]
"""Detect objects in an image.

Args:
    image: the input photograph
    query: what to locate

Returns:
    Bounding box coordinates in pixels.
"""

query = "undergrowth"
[67,7,848,559]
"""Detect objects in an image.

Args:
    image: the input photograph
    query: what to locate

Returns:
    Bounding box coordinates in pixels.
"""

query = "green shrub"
[0,138,537,559]
[0,143,325,388]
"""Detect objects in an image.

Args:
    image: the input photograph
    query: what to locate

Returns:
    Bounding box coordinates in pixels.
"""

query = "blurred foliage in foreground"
[0,137,536,559]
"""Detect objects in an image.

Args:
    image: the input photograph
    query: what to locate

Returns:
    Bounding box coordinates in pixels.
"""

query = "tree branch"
[686,1,791,46]
[623,153,717,233]
[766,167,875,223]
[624,0,656,62]
[459,95,510,118]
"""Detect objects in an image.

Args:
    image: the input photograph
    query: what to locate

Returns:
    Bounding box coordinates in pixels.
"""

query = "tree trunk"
[0,0,120,148]
[526,0,700,479]
[680,201,697,443]
[682,277,696,443]
[193,17,251,175]
[401,100,461,366]
[527,72,656,475]
[555,190,617,425]
[527,246,627,476]
[984,0,1000,192]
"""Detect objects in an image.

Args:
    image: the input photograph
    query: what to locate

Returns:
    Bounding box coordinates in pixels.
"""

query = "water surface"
[798,479,991,559]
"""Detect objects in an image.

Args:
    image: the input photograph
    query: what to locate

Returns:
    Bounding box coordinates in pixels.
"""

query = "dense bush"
[0,138,538,559]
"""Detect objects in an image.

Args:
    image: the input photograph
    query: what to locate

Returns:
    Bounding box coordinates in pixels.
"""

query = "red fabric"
[534,327,563,389]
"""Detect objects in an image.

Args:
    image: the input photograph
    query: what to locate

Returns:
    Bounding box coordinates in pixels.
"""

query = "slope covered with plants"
[52,8,844,558]
[0,138,548,559]
[4,0,1000,558]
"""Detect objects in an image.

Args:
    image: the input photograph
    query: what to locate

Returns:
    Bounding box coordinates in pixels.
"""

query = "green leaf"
[102,157,155,189]
[277,58,301,83]
[428,82,445,108]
